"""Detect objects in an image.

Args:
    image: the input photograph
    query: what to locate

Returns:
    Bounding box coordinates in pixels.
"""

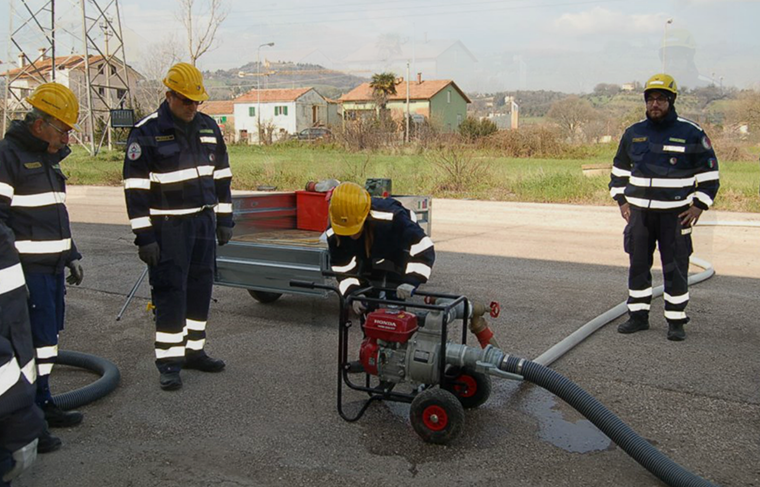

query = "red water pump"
[359,309,419,375]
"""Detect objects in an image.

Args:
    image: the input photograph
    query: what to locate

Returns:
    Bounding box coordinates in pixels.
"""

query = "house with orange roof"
[199,100,235,142]
[232,87,330,143]
[339,74,470,133]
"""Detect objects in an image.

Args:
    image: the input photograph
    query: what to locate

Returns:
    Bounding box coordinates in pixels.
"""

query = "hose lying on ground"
[52,351,120,410]
[499,355,717,487]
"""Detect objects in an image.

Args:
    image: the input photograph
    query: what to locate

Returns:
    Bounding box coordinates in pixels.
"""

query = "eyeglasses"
[171,91,203,106]
[45,120,72,137]
[646,96,669,106]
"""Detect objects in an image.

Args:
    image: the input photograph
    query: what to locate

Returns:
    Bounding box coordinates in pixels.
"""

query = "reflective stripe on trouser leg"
[660,213,692,325]
[626,209,656,321]
[185,211,215,358]
[25,272,65,406]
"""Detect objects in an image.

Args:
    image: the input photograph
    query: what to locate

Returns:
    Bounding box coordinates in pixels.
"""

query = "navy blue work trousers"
[149,209,215,372]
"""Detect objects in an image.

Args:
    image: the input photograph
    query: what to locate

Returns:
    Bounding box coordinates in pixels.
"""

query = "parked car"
[297,127,332,141]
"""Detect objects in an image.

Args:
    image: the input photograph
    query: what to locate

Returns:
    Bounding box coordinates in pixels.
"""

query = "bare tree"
[546,96,598,142]
[176,0,229,67]
[134,38,183,114]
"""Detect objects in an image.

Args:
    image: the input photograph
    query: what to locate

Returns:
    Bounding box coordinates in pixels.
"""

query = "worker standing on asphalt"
[0,222,47,485]
[326,182,435,314]
[122,62,233,391]
[0,82,85,452]
[609,73,720,341]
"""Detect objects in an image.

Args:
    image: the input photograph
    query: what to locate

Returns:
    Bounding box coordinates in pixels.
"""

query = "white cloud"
[553,7,669,36]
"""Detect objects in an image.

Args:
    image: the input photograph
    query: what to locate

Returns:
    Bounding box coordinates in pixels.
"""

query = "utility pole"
[101,17,113,150]
[662,18,673,73]
[405,61,410,143]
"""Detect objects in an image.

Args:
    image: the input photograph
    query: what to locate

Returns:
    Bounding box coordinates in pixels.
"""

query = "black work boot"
[184,352,225,373]
[37,424,62,454]
[617,317,650,334]
[42,401,84,428]
[667,322,686,341]
[159,369,183,391]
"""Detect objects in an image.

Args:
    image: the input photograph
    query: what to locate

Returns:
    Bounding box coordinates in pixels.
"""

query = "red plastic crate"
[295,190,330,232]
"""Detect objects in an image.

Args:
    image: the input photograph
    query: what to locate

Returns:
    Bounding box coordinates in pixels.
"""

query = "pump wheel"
[247,290,282,303]
[410,388,464,444]
[443,366,492,409]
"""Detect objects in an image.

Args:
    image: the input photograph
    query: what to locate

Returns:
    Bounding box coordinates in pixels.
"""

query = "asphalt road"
[16,187,760,487]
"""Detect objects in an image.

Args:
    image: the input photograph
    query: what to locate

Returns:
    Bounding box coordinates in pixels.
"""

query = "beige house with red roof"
[232,87,329,143]
[3,53,141,113]
[339,75,470,133]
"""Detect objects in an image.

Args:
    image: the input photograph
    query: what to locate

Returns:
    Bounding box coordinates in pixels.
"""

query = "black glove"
[217,226,233,246]
[66,259,84,285]
[138,242,160,267]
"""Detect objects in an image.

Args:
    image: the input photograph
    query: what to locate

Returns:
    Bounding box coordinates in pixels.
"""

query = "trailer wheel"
[443,366,492,409]
[247,290,282,303]
[410,388,464,444]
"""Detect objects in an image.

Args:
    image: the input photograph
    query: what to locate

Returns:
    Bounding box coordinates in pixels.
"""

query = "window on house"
[220,116,227,123]
[275,106,288,116]
[457,114,463,125]
[111,65,117,76]
[98,87,105,96]
[447,91,451,104]
[116,89,126,100]
[249,107,255,117]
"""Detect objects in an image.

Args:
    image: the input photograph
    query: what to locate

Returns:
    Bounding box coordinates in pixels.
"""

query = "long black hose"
[501,356,716,487]
[52,351,120,410]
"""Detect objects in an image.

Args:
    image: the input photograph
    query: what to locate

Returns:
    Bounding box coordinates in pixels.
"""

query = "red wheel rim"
[454,375,477,398]
[422,405,449,431]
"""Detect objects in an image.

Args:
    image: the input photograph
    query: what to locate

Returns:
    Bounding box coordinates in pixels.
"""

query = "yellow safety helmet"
[329,182,372,236]
[26,82,81,131]
[163,62,209,102]
[644,73,678,101]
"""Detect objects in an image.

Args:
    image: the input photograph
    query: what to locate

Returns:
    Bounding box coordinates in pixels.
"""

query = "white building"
[233,87,329,143]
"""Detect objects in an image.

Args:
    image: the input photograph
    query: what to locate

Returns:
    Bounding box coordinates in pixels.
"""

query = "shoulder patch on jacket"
[127,142,142,161]
[24,162,42,169]
[701,136,712,150]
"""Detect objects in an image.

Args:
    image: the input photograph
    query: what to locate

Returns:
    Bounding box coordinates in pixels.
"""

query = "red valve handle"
[424,296,436,305]
[489,301,500,318]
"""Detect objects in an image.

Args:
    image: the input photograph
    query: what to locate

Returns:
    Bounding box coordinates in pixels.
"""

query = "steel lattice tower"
[3,0,134,154]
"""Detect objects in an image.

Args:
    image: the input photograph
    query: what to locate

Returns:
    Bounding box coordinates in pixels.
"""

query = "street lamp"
[662,18,673,73]
[257,42,274,144]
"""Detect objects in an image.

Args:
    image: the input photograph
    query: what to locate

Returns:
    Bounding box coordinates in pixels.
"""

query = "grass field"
[63,143,760,213]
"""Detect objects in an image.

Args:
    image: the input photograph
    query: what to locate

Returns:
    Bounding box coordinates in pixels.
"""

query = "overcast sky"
[2,0,759,93]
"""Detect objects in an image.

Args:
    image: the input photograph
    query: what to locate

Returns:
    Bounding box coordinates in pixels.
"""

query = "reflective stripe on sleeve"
[215,203,233,214]
[37,362,54,376]
[11,192,66,207]
[694,191,714,207]
[370,210,394,221]
[332,256,357,273]
[124,178,151,190]
[664,292,689,305]
[610,187,626,197]
[213,168,233,179]
[409,237,434,257]
[0,357,21,397]
[338,277,361,295]
[15,239,71,254]
[629,287,653,298]
[20,358,37,384]
[695,171,719,183]
[406,262,432,279]
[0,182,15,199]
[611,167,631,178]
[0,262,25,294]
[130,217,152,230]
[325,228,335,238]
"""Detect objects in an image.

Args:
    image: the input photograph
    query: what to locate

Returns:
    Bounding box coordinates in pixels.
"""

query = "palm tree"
[370,72,398,112]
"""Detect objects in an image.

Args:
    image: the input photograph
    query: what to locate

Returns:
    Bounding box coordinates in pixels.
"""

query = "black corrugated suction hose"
[52,351,120,410]
[501,356,716,487]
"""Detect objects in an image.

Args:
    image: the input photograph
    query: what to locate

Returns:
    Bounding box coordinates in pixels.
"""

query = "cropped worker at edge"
[609,73,720,341]
[0,82,86,452]
[0,222,46,486]
[326,182,435,314]
[122,62,233,391]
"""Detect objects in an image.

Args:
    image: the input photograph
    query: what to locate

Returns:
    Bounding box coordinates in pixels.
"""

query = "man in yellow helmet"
[122,62,233,391]
[609,74,720,341]
[326,182,435,316]
[0,82,87,454]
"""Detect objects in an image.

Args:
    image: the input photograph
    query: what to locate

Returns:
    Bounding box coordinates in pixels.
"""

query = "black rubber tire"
[443,366,492,409]
[410,388,465,445]
[247,290,282,303]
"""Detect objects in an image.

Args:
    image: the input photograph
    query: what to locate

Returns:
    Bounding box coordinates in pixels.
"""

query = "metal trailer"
[214,192,432,303]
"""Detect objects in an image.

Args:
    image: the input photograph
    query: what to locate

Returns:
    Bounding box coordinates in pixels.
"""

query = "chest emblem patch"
[209,153,216,162]
[127,142,142,161]
[702,136,712,150]
[669,157,678,165]
[24,162,42,169]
